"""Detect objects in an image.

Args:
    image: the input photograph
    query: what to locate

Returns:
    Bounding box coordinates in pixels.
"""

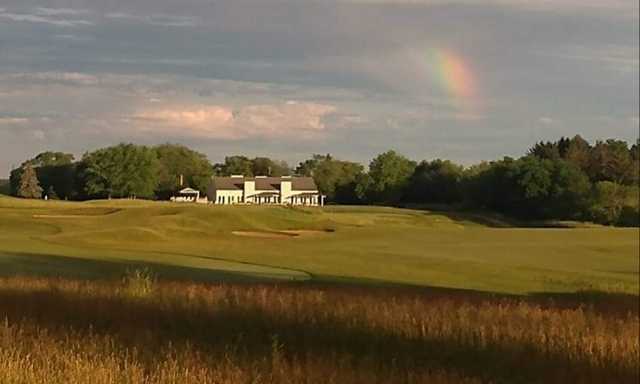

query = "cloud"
[32,130,46,141]
[538,117,554,125]
[105,12,197,27]
[133,102,338,140]
[0,117,29,126]
[531,45,640,74]
[3,72,100,86]
[0,8,93,27]
[35,8,90,16]
[342,0,637,13]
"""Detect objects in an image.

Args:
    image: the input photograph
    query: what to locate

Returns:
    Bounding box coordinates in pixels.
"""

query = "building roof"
[213,176,318,191]
[213,177,244,190]
[178,187,200,194]
[291,177,317,191]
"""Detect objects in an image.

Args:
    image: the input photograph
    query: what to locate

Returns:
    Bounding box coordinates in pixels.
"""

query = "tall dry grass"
[0,276,637,383]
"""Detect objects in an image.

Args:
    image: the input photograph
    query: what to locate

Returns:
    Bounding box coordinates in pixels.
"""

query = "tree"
[464,157,590,220]
[251,157,291,177]
[17,164,43,199]
[354,173,373,203]
[406,159,464,204]
[589,181,628,225]
[588,140,635,185]
[543,159,591,219]
[216,156,254,176]
[528,141,560,160]
[631,139,639,162]
[296,154,364,202]
[295,154,332,176]
[29,152,75,167]
[154,144,213,199]
[0,179,9,195]
[630,139,639,185]
[563,135,591,173]
[79,144,159,199]
[9,151,76,199]
[367,151,416,203]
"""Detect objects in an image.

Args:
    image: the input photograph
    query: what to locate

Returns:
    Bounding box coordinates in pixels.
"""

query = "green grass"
[0,195,637,295]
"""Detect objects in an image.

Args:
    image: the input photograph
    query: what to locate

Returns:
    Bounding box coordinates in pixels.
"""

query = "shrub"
[617,206,640,227]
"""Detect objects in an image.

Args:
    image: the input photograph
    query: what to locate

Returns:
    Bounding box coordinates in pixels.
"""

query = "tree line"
[8,136,639,226]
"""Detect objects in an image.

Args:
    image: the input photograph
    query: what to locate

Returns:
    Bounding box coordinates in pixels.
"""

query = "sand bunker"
[232,229,330,239]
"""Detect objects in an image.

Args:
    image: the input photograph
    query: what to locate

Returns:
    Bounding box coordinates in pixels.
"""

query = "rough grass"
[0,195,638,294]
[0,276,637,384]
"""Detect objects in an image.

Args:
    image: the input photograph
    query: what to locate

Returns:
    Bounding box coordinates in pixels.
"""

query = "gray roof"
[213,177,244,190]
[291,177,317,191]
[213,176,317,191]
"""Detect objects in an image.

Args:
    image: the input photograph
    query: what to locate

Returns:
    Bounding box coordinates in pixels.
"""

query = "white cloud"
[133,102,338,140]
[0,9,93,27]
[35,8,90,16]
[105,12,197,27]
[538,117,554,125]
[53,34,94,42]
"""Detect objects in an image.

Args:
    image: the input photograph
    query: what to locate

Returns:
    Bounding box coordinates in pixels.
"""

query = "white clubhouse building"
[208,175,325,206]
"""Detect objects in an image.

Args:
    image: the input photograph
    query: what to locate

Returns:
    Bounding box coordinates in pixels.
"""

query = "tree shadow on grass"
[404,204,603,229]
[0,251,303,283]
[1,250,637,317]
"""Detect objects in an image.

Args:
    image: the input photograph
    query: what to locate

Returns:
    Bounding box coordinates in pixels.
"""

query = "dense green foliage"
[364,151,417,203]
[295,154,364,203]
[155,144,213,200]
[9,151,76,200]
[464,156,593,220]
[406,159,464,204]
[215,155,292,177]
[6,136,638,226]
[78,144,160,199]
[15,164,43,199]
[0,179,9,195]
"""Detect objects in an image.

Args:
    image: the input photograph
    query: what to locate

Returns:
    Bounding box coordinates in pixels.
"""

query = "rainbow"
[425,48,477,108]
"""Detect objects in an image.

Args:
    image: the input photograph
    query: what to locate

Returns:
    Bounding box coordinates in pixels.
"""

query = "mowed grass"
[0,195,638,294]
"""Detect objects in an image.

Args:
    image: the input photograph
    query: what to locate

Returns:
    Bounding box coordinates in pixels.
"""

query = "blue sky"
[0,0,638,174]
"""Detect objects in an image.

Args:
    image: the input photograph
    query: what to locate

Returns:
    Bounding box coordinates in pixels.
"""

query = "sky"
[0,0,638,175]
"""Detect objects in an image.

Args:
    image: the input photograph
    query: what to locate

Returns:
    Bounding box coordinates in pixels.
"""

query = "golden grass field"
[1,276,638,384]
